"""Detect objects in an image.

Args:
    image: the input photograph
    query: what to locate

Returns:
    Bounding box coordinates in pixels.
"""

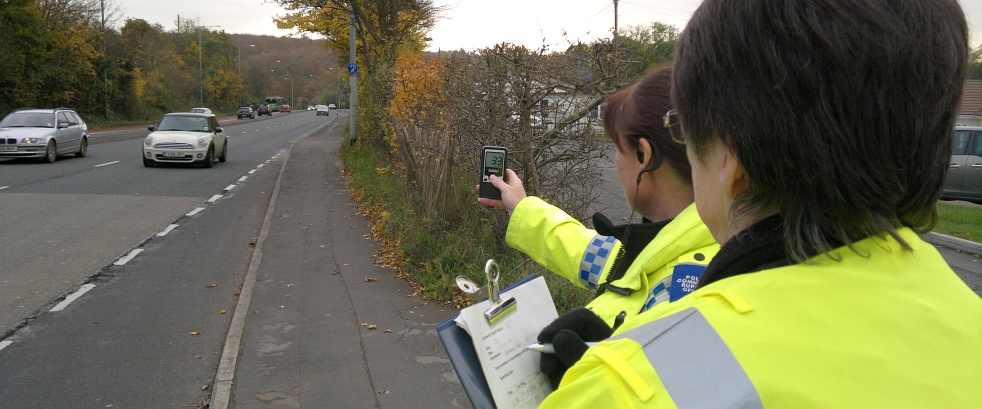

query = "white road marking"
[156,224,178,237]
[208,194,223,203]
[113,249,144,266]
[257,164,265,168]
[50,284,97,312]
[238,176,247,182]
[0,341,11,351]
[0,186,9,190]
[224,184,236,191]
[186,207,205,216]
[248,169,256,174]
[95,161,119,167]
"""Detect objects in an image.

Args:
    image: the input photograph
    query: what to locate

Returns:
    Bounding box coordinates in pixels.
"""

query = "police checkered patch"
[641,275,673,312]
[579,234,617,289]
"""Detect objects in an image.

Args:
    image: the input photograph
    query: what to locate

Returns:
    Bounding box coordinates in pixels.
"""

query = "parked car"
[257,105,272,116]
[316,105,329,116]
[0,107,88,163]
[143,112,227,168]
[942,126,982,204]
[328,104,337,111]
[237,107,255,119]
[190,107,213,114]
[280,104,292,113]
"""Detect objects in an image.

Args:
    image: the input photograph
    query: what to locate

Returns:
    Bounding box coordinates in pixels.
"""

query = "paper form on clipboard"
[454,275,558,409]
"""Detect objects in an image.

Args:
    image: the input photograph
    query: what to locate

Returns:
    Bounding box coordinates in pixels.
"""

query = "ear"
[718,143,749,200]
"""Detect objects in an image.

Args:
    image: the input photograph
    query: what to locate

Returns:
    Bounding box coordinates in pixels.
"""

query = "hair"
[672,0,968,261]
[602,65,691,184]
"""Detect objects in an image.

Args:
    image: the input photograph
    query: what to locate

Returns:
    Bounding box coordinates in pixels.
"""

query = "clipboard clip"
[481,259,517,326]
[455,260,518,325]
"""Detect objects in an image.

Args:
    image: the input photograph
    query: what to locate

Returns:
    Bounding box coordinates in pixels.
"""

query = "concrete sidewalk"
[216,117,470,408]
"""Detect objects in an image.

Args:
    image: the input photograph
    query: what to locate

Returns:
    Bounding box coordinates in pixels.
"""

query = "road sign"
[347,63,358,74]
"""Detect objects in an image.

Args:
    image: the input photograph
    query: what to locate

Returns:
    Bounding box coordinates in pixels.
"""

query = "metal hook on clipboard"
[454,259,518,325]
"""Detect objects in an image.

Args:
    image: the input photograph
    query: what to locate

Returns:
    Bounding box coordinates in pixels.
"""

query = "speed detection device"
[480,146,508,199]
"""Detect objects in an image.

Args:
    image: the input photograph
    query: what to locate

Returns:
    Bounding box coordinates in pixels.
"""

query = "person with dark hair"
[538,0,982,407]
[479,66,719,388]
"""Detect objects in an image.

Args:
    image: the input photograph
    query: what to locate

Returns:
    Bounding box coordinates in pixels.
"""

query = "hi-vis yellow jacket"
[505,197,719,326]
[538,228,982,408]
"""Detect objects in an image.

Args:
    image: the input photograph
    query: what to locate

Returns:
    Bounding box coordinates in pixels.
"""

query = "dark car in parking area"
[237,107,255,119]
[257,105,272,116]
[943,126,982,204]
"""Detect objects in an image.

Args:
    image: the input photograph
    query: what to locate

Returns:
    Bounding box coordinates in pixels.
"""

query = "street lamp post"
[198,24,220,106]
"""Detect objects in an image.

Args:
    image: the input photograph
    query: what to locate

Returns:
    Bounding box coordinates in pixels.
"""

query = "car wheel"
[75,137,87,157]
[44,141,57,163]
[218,142,227,163]
[203,145,214,168]
[143,157,154,167]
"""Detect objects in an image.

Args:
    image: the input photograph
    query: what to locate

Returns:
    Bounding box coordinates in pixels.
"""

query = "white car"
[143,113,227,168]
[190,107,213,114]
[316,105,329,116]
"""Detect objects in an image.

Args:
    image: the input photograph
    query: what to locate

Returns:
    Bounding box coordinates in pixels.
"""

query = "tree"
[970,44,982,80]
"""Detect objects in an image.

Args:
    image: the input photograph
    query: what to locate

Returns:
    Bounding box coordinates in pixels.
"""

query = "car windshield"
[0,112,55,128]
[157,116,210,132]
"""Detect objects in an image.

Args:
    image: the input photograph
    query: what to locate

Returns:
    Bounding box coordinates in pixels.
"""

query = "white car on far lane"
[143,113,227,168]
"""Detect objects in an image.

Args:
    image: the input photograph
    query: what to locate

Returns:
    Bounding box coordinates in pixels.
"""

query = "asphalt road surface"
[0,111,334,407]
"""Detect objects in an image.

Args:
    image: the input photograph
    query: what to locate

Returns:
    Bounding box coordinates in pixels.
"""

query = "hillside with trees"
[0,0,338,122]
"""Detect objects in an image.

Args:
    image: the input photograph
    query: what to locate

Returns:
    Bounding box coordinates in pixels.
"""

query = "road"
[586,150,982,298]
[0,111,334,407]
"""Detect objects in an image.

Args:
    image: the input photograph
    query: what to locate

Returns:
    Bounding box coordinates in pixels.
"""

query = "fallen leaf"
[360,323,369,327]
[219,310,227,314]
[195,355,203,359]
[206,284,217,288]
[376,390,390,395]
[384,329,392,333]
[279,305,285,309]
[343,263,350,266]
[287,283,295,287]
[202,384,210,391]
[189,331,201,336]
[364,277,380,282]
[368,324,377,330]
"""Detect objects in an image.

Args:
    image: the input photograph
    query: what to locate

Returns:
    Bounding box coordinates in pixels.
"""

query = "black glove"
[537,307,613,388]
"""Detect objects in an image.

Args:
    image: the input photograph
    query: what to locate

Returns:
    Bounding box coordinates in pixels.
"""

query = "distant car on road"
[0,107,88,163]
[943,125,982,204]
[143,112,227,168]
[190,107,213,114]
[237,107,255,120]
[257,105,272,116]
[328,104,337,111]
[280,104,292,113]
[316,105,329,116]
[307,105,314,111]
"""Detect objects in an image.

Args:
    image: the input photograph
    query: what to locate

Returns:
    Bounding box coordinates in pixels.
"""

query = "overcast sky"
[120,0,982,51]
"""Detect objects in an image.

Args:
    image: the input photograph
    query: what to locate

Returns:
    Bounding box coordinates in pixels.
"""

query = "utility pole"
[101,0,108,119]
[348,3,358,145]
[613,0,619,60]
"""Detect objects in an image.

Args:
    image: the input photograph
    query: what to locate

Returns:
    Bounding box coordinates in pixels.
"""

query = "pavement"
[211,116,471,408]
[207,112,982,409]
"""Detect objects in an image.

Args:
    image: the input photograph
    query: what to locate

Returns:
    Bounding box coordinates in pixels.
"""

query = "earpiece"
[635,136,663,184]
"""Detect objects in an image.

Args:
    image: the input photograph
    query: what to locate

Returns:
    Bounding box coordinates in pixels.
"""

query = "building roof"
[961,80,982,116]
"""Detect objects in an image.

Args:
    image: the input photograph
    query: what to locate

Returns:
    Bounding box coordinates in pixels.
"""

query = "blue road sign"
[347,63,358,74]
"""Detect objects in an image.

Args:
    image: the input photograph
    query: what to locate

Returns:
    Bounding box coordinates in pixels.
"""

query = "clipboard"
[438,273,539,409]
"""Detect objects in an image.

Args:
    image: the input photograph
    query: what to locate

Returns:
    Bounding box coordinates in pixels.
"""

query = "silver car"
[943,126,982,204]
[0,108,88,163]
[143,113,227,168]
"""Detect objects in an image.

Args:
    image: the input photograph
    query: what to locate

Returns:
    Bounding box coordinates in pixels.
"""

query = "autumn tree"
[273,0,443,146]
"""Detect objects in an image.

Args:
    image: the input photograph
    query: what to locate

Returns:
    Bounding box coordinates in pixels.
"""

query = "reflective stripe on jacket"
[505,197,719,325]
[538,228,982,408]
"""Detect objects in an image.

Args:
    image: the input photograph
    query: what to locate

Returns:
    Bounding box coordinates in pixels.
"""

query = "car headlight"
[197,137,208,148]
[21,137,46,144]
[145,136,154,146]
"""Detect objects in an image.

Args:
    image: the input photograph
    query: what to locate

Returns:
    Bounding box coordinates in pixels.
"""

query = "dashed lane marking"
[156,224,178,237]
[186,207,205,216]
[50,284,96,312]
[95,161,119,167]
[113,249,144,265]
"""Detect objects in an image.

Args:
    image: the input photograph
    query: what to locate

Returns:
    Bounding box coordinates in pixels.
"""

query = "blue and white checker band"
[641,275,673,312]
[579,234,618,289]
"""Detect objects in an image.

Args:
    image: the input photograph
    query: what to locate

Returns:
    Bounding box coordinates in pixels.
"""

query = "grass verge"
[934,201,982,243]
[339,142,594,313]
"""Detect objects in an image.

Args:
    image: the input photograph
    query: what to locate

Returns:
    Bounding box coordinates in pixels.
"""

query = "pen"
[527,342,600,354]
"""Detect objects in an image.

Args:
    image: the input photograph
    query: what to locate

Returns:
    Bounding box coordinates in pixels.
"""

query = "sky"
[121,0,982,51]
